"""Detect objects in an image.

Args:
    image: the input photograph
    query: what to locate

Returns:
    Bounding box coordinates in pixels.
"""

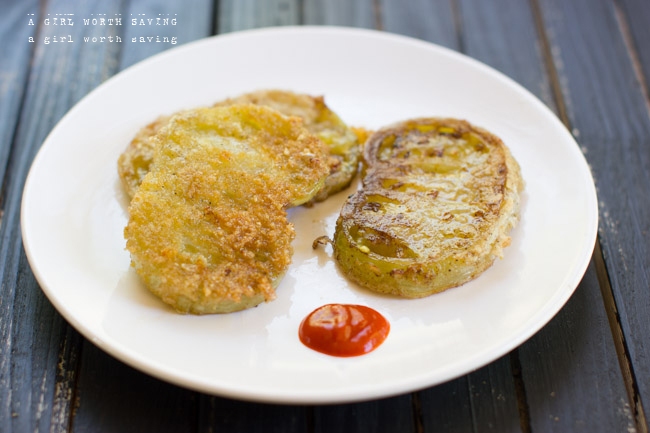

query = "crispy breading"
[124,105,329,314]
[117,115,171,198]
[216,90,361,202]
[117,90,361,202]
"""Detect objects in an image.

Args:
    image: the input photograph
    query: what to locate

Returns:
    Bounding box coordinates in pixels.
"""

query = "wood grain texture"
[618,0,650,111]
[380,0,634,431]
[535,0,650,430]
[313,395,414,433]
[120,0,213,69]
[519,264,633,432]
[0,0,105,430]
[199,397,309,433]
[457,0,555,109]
[420,377,474,433]
[419,358,522,432]
[380,0,458,50]
[459,0,633,431]
[63,2,212,432]
[453,0,630,432]
[3,0,650,431]
[218,0,300,33]
[0,0,37,197]
[0,0,211,431]
[71,345,198,433]
[303,0,376,28]
[0,1,40,431]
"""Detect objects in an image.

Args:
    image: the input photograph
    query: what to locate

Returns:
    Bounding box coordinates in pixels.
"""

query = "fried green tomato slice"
[333,118,523,298]
[216,90,361,203]
[118,90,361,203]
[124,105,329,314]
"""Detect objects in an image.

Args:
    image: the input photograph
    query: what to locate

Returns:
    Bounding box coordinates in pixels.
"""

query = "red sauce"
[299,304,390,357]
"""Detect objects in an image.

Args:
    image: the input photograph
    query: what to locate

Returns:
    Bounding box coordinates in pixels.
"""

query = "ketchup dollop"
[298,304,390,357]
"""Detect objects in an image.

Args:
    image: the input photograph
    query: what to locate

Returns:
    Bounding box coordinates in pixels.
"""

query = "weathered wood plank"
[71,345,197,433]
[457,0,555,110]
[3,1,646,432]
[419,377,475,432]
[199,397,310,433]
[459,0,633,431]
[2,255,80,433]
[380,0,458,50]
[217,0,300,33]
[313,395,415,433]
[303,0,376,28]
[519,264,634,432]
[535,0,650,430]
[380,0,634,431]
[0,0,119,429]
[618,0,650,105]
[120,0,213,69]
[0,3,39,430]
[0,0,123,430]
[62,2,213,433]
[419,357,521,432]
[0,0,37,195]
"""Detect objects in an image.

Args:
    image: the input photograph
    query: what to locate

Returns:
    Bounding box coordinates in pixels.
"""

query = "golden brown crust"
[117,90,361,203]
[216,90,361,202]
[117,115,171,198]
[333,117,523,298]
[124,105,329,314]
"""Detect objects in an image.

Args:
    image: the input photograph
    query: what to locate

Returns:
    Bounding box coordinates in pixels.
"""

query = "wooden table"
[2,0,649,431]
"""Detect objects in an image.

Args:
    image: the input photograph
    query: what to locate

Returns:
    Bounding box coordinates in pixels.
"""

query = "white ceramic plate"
[21,26,597,404]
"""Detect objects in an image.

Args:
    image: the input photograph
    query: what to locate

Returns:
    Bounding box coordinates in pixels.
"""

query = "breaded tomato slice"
[118,90,361,203]
[217,90,361,202]
[124,105,328,314]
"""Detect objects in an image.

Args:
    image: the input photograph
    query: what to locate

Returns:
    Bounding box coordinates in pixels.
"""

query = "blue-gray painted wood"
[2,0,649,431]
[200,397,310,433]
[218,0,300,33]
[380,0,458,50]
[313,395,415,433]
[57,2,212,432]
[457,0,634,430]
[303,0,376,28]
[457,0,555,109]
[535,1,650,430]
[71,345,197,433]
[619,0,650,98]
[0,0,38,192]
[0,0,106,430]
[520,265,634,432]
[120,0,213,69]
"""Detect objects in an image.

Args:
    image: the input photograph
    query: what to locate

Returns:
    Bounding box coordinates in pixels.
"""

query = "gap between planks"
[372,0,383,30]
[594,241,649,433]
[510,350,532,433]
[411,391,424,433]
[211,0,220,35]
